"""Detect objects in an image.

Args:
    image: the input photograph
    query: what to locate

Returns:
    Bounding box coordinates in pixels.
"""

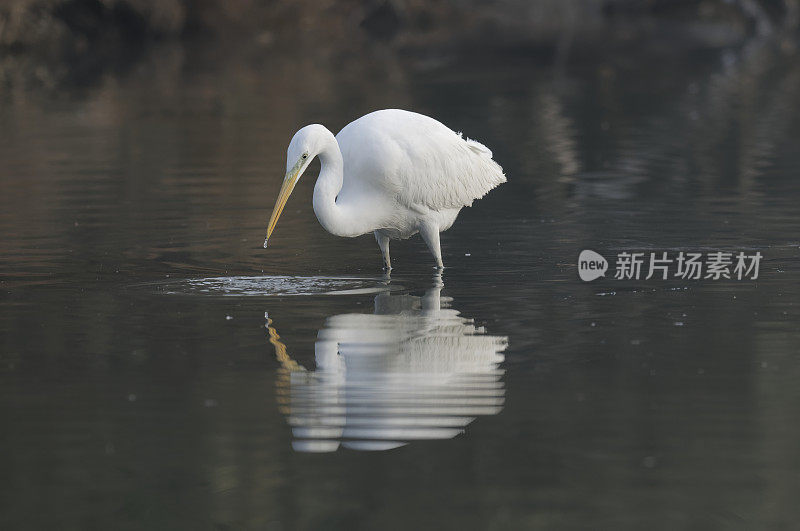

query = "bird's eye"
[302,154,308,159]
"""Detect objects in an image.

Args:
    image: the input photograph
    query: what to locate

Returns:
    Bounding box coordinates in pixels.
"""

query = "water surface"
[2,39,800,529]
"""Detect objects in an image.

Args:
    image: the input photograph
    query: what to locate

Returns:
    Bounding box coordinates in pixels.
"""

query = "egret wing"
[337,110,506,211]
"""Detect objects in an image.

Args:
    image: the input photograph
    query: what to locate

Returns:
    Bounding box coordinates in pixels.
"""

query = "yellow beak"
[264,161,303,248]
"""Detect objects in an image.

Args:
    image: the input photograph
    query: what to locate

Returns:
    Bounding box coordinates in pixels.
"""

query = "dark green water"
[2,39,800,529]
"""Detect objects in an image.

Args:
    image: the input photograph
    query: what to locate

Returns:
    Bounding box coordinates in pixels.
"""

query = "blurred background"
[2,0,799,92]
[2,2,800,530]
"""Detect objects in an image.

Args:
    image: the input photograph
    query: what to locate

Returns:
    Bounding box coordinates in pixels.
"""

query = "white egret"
[264,109,506,269]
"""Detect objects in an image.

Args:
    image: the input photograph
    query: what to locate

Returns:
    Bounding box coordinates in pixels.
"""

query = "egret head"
[264,124,329,247]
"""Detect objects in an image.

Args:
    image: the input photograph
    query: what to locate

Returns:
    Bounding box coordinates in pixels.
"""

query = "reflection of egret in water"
[266,278,508,452]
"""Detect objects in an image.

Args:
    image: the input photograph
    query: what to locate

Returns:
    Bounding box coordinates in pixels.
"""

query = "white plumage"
[264,109,506,269]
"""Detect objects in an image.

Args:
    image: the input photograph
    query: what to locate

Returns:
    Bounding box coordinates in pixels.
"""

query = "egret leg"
[420,223,444,269]
[374,231,392,270]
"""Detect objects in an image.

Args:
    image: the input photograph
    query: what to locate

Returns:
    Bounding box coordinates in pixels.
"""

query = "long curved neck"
[312,136,365,237]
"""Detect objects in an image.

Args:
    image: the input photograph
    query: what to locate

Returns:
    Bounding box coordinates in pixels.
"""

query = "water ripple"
[142,275,395,297]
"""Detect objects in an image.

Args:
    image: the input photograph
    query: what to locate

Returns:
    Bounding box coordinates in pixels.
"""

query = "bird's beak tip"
[263,238,269,249]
